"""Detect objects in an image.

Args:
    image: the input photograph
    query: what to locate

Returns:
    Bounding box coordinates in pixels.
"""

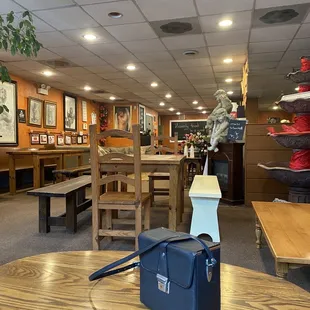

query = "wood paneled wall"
[245,124,292,206]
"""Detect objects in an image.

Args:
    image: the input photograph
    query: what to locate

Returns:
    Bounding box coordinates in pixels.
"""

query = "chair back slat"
[98,153,134,165]
[99,174,135,187]
[151,133,178,155]
[97,130,133,140]
[132,125,142,202]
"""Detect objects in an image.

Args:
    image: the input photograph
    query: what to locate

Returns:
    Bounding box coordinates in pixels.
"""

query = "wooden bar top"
[0,251,309,310]
[252,201,310,265]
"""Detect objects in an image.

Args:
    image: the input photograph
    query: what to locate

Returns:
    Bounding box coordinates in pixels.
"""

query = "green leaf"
[0,106,3,115]
[22,11,30,18]
[2,40,8,50]
[19,21,24,29]
[3,105,9,112]
[11,45,16,55]
[0,16,4,24]
[24,20,32,28]
[6,11,14,23]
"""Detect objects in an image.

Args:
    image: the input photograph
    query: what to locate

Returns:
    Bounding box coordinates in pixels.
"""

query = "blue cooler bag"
[89,228,220,310]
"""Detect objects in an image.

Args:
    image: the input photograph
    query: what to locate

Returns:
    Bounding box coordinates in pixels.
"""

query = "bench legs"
[39,197,51,233]
[255,216,262,249]
[66,193,77,233]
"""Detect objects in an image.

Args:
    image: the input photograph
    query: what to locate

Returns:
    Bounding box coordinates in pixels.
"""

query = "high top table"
[0,251,309,309]
[7,149,88,194]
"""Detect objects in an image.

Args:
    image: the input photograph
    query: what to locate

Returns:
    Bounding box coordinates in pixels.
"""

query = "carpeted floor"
[0,190,309,292]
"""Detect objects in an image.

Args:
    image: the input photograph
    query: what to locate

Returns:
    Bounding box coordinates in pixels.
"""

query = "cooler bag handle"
[89,233,217,281]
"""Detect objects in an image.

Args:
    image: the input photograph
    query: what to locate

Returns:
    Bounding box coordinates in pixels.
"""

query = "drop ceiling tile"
[85,42,128,56]
[289,38,310,50]
[63,27,116,45]
[125,70,157,78]
[83,1,145,26]
[249,40,290,53]
[169,47,209,60]
[56,67,93,76]
[248,52,284,63]
[282,49,310,60]
[212,64,243,72]
[304,12,310,23]
[99,72,129,79]
[196,0,254,15]
[105,23,157,41]
[209,44,247,57]
[15,0,74,9]
[34,7,99,31]
[70,56,107,67]
[250,25,299,42]
[49,46,94,58]
[182,66,213,74]
[85,65,117,73]
[210,54,247,65]
[145,61,179,70]
[206,29,249,46]
[9,60,50,71]
[36,32,76,48]
[255,0,310,9]
[162,34,206,50]
[32,16,55,32]
[122,39,167,53]
[296,23,310,38]
[186,74,215,81]
[250,62,279,70]
[200,11,252,33]
[134,51,174,62]
[102,53,140,66]
[135,0,196,21]
[152,68,184,76]
[30,49,62,61]
[0,0,24,13]
[177,57,211,67]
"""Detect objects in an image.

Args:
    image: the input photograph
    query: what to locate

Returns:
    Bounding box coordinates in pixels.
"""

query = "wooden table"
[100,154,185,230]
[0,251,309,310]
[7,149,88,194]
[184,157,202,188]
[252,201,310,278]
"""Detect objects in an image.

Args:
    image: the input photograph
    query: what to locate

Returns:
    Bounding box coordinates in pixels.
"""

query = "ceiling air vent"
[92,90,106,95]
[183,50,199,56]
[260,9,298,24]
[160,21,192,34]
[39,59,75,68]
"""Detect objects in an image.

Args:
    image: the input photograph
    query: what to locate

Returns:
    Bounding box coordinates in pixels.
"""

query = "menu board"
[170,120,207,141]
[227,120,246,141]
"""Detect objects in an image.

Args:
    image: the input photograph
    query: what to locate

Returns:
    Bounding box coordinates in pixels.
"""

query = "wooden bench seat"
[27,176,92,233]
[252,201,310,278]
[52,164,91,179]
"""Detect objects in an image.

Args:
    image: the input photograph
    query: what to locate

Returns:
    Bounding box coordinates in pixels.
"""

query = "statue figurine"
[208,108,230,152]
[205,89,233,135]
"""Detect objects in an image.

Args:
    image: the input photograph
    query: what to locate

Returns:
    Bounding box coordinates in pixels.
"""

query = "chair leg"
[135,204,142,250]
[149,177,155,206]
[106,209,112,243]
[144,199,151,231]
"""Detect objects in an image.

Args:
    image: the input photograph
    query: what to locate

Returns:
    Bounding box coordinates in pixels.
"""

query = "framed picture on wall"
[30,133,40,145]
[0,81,18,146]
[40,134,48,144]
[44,100,57,129]
[82,123,87,130]
[28,97,43,127]
[82,135,88,144]
[113,106,132,132]
[71,136,77,144]
[139,104,145,131]
[64,94,77,132]
[77,135,83,144]
[82,100,87,122]
[57,135,64,146]
[65,135,72,145]
[17,109,26,123]
[48,135,55,145]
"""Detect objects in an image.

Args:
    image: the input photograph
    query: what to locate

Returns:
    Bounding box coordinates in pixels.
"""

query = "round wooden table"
[0,251,309,309]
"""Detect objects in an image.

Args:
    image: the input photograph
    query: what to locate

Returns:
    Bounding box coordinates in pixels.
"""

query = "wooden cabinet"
[208,143,244,204]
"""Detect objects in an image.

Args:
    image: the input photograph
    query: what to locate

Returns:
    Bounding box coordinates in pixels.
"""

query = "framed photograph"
[30,133,40,145]
[44,100,57,129]
[139,104,145,131]
[77,135,83,144]
[28,97,43,127]
[57,135,64,146]
[0,81,18,146]
[64,94,77,132]
[71,136,77,144]
[113,106,132,132]
[82,135,88,144]
[40,134,48,144]
[18,109,26,123]
[65,135,72,145]
[82,123,87,130]
[48,135,55,145]
[82,100,87,122]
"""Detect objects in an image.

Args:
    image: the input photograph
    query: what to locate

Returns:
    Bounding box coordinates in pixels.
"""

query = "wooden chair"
[148,134,178,206]
[90,124,151,250]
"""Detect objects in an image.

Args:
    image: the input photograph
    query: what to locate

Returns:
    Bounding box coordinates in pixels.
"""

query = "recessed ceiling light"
[84,85,91,91]
[176,112,181,115]
[223,58,233,64]
[159,102,165,106]
[219,19,233,27]
[126,64,136,71]
[151,82,158,87]
[169,107,175,111]
[108,12,123,19]
[165,93,172,99]
[295,87,299,91]
[225,78,233,83]
[227,91,234,95]
[273,106,279,110]
[197,106,203,110]
[109,96,116,100]
[42,70,53,77]
[202,110,207,114]
[83,33,97,41]
[192,100,198,104]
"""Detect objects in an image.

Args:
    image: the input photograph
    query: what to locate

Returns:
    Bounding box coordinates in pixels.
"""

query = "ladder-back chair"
[90,124,151,250]
[148,134,178,205]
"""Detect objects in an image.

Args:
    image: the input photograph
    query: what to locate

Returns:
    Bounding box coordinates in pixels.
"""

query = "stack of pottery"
[258,56,310,202]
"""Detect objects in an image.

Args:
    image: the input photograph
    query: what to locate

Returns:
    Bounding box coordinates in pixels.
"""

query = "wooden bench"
[27,176,92,233]
[252,201,310,278]
[52,164,91,180]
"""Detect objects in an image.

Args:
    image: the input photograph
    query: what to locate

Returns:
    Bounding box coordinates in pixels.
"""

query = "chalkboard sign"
[227,120,246,141]
[170,120,207,141]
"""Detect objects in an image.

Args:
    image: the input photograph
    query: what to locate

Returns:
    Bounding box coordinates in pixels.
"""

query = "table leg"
[40,159,45,187]
[255,216,262,249]
[169,166,178,231]
[275,262,289,279]
[77,187,86,205]
[178,164,184,225]
[66,193,77,233]
[33,155,41,189]
[8,155,16,195]
[39,196,51,233]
